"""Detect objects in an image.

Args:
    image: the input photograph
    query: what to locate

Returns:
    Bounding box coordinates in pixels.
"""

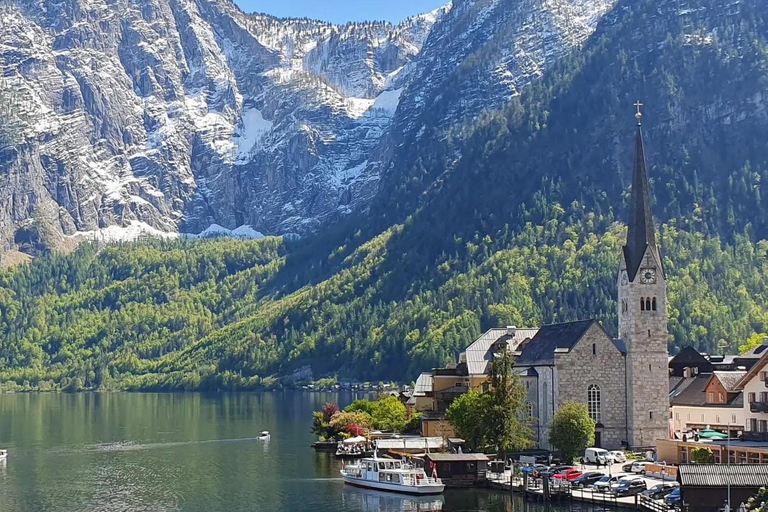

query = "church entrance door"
[594,431,602,448]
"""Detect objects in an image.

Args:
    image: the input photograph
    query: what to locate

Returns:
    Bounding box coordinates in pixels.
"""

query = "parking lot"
[570,461,677,507]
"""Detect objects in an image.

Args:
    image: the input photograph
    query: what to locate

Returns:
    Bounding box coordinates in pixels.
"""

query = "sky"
[234,0,448,24]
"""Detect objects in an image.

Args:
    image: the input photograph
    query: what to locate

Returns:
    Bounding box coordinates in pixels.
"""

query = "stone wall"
[555,323,628,450]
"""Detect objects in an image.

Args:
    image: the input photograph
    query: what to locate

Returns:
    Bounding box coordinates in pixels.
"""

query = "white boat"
[340,455,444,495]
[258,431,270,440]
[0,449,7,460]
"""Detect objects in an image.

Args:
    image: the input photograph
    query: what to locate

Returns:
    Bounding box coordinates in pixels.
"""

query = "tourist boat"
[0,449,7,460]
[340,454,444,495]
[258,431,270,440]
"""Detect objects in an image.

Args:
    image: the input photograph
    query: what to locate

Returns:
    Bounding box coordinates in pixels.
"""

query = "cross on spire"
[634,101,643,124]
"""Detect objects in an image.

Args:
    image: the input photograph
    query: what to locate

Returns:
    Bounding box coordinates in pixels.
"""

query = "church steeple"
[623,102,658,281]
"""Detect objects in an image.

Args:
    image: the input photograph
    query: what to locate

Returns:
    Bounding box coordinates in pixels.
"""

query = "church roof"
[515,319,597,366]
[623,116,661,281]
[463,327,538,375]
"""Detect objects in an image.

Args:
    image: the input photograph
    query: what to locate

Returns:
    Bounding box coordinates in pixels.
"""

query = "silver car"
[592,473,629,492]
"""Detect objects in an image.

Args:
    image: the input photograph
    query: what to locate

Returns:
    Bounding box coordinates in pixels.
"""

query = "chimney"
[506,325,517,336]
[683,367,691,378]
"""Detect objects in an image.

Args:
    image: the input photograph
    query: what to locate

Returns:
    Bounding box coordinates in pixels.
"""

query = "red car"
[553,468,583,481]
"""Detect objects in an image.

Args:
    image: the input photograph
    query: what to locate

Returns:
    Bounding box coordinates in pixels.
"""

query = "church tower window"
[640,298,645,311]
[645,298,651,311]
[588,384,601,422]
[652,298,657,311]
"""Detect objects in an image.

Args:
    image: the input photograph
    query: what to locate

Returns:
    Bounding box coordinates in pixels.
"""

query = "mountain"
[1,0,768,391]
[0,0,444,250]
[0,0,623,253]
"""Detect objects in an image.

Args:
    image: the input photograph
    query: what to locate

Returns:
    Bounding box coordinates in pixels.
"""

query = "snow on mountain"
[0,0,616,252]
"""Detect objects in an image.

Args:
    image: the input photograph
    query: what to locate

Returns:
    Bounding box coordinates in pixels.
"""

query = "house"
[417,326,537,437]
[677,464,768,512]
[423,453,489,487]
[670,371,745,437]
[734,342,768,436]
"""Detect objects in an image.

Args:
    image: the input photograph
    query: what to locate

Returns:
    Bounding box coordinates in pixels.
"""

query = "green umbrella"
[699,429,728,439]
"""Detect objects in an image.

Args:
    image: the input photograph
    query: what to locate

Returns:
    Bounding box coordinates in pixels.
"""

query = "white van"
[584,447,614,464]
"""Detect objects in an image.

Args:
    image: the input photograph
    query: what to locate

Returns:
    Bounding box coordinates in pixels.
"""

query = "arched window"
[645,298,651,311]
[652,298,657,311]
[640,298,645,311]
[588,384,601,423]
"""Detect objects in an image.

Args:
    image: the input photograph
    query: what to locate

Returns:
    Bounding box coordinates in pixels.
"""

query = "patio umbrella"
[698,429,728,439]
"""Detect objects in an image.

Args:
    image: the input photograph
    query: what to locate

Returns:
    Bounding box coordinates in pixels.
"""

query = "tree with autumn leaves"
[311,395,419,441]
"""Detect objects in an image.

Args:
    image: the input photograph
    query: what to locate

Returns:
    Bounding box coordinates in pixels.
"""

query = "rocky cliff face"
[0,0,615,250]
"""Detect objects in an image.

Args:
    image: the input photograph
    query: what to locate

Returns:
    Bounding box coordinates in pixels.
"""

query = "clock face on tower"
[640,268,657,284]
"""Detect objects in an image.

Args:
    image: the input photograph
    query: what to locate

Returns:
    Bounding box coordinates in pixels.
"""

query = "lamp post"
[727,422,731,512]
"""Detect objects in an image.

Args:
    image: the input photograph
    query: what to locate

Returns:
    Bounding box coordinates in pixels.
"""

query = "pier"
[486,462,677,511]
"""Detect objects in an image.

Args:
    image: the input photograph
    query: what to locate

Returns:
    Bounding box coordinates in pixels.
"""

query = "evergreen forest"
[1,0,768,390]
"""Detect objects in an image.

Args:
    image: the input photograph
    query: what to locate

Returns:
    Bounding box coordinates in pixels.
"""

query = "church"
[516,106,670,450]
[416,107,671,450]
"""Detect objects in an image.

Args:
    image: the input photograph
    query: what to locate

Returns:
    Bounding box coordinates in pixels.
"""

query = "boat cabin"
[423,453,489,487]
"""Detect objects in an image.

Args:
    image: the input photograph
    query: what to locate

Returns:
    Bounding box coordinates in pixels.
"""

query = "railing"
[639,494,671,512]
[750,401,768,413]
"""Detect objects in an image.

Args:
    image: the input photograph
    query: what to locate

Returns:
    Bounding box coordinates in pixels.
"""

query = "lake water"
[0,392,591,512]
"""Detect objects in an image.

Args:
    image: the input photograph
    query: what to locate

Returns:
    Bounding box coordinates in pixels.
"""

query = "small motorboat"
[258,431,270,440]
[0,449,7,460]
[340,453,444,495]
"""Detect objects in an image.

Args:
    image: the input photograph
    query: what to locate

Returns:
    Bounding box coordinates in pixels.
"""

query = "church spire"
[624,101,657,280]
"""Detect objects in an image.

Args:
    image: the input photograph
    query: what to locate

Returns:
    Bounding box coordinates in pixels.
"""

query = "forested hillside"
[1,0,768,390]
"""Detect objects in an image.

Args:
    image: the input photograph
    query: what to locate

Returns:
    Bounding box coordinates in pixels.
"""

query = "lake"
[0,392,589,512]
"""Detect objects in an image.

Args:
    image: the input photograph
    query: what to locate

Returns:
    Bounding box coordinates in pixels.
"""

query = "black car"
[571,471,604,488]
[611,477,647,497]
[642,482,679,499]
[621,462,635,472]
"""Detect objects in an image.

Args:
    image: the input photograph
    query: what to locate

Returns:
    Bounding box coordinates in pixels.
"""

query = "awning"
[343,436,367,445]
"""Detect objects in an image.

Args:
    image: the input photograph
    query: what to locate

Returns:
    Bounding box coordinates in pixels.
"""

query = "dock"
[486,462,676,511]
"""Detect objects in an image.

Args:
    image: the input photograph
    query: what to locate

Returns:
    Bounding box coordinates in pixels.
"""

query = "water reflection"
[342,487,444,512]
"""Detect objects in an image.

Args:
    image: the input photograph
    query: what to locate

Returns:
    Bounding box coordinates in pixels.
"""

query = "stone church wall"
[555,324,628,450]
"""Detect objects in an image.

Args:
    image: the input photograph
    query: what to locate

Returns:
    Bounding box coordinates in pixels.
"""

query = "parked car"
[541,465,572,478]
[584,447,614,464]
[631,461,653,474]
[611,477,647,497]
[622,462,635,472]
[664,487,682,508]
[571,471,604,488]
[609,450,628,463]
[592,473,629,492]
[553,468,583,481]
[642,482,679,500]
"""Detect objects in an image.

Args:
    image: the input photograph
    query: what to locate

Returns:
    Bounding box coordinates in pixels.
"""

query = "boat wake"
[49,437,265,454]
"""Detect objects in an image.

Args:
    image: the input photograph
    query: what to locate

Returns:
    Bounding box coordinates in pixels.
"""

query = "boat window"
[392,474,400,483]
[386,462,393,469]
[379,463,385,470]
[394,462,401,469]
